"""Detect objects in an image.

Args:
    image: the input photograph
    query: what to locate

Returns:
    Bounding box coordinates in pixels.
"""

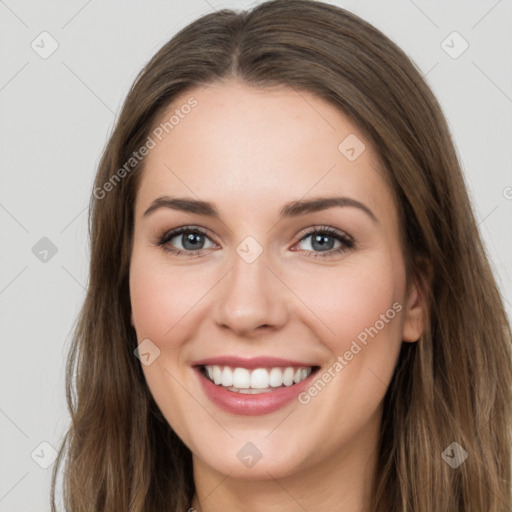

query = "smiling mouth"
[200,365,319,394]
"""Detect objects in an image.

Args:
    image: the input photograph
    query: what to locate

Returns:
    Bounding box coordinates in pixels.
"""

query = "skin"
[129,80,427,512]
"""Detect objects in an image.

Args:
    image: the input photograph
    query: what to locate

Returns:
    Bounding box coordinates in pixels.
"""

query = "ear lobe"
[401,264,431,343]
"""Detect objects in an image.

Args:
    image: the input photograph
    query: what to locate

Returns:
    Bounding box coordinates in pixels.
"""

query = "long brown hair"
[51,1,512,510]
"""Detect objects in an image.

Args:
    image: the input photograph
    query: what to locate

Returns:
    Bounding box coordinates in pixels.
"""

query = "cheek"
[129,249,206,441]
[129,250,201,342]
[285,255,406,444]
[295,255,406,356]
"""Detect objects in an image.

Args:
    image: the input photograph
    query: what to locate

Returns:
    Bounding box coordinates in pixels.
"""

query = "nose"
[213,248,289,337]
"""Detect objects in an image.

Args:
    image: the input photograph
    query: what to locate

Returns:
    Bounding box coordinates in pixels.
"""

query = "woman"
[51,1,512,510]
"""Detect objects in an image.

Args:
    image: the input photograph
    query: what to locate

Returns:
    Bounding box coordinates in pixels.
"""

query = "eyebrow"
[143,195,377,223]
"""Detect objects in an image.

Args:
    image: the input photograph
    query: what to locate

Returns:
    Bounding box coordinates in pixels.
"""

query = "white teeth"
[212,366,222,385]
[233,387,273,394]
[250,368,269,389]
[283,367,294,386]
[232,367,251,388]
[203,365,313,390]
[269,367,283,387]
[222,366,233,387]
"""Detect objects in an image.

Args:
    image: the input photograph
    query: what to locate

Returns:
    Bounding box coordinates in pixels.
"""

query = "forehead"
[135,80,392,220]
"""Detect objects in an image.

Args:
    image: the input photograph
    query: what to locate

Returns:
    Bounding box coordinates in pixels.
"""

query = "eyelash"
[155,225,355,259]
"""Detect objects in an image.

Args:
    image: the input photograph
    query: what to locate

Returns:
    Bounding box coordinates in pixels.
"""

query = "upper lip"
[192,356,318,369]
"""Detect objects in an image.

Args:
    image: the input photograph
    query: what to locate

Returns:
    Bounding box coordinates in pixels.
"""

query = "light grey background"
[1,0,511,510]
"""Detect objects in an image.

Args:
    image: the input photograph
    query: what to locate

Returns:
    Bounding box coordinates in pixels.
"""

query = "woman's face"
[129,80,425,480]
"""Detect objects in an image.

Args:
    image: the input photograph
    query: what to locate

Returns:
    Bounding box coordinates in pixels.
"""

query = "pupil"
[313,234,333,251]
[183,233,203,250]
[180,233,334,252]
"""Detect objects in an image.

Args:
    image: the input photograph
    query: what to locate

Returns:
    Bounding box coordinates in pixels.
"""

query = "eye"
[155,225,354,259]
[155,226,217,256]
[293,226,354,258]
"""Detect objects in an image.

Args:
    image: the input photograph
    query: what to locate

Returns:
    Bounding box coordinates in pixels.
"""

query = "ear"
[401,262,431,343]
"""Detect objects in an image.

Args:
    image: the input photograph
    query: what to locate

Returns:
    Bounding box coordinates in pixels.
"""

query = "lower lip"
[195,367,317,416]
